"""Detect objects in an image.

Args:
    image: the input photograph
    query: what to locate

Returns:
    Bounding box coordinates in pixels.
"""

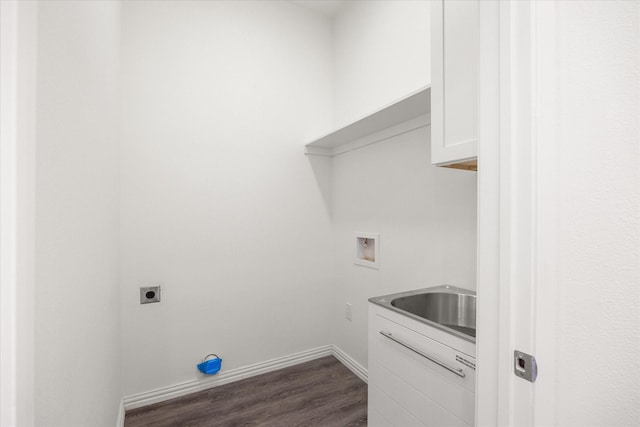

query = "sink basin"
[369,285,476,342]
[391,292,476,337]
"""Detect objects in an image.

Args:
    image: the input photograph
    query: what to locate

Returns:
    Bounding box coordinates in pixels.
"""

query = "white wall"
[332,0,430,126]
[119,0,334,396]
[28,0,475,413]
[329,0,476,368]
[34,1,122,426]
[553,2,639,425]
[330,128,477,367]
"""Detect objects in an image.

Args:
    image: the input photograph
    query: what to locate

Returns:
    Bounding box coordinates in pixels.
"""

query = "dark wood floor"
[124,356,368,427]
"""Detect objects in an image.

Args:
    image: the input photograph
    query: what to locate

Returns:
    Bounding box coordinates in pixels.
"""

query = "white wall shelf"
[304,86,431,157]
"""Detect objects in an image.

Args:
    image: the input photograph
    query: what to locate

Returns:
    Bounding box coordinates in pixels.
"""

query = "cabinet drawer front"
[368,407,393,427]
[369,385,423,427]
[371,313,475,425]
[370,362,470,427]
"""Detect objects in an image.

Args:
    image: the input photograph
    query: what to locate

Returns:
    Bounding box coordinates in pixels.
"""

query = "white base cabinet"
[368,303,476,427]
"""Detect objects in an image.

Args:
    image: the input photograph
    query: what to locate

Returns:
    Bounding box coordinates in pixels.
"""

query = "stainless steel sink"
[369,285,476,342]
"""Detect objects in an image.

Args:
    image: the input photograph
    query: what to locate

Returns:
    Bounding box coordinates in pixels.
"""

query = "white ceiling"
[290,0,346,17]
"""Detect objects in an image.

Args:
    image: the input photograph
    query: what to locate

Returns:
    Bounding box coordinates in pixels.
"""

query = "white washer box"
[355,232,379,269]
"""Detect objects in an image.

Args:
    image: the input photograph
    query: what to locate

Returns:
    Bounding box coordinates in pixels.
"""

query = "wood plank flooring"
[124,356,368,427]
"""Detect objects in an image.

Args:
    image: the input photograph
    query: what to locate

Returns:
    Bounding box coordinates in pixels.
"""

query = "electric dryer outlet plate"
[140,286,161,304]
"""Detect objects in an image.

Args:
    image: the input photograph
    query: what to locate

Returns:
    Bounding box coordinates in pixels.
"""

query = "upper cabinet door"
[431,0,478,168]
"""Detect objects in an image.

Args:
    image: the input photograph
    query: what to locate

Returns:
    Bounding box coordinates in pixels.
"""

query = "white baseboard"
[122,344,368,413]
[332,345,368,384]
[116,398,125,427]
[123,345,334,410]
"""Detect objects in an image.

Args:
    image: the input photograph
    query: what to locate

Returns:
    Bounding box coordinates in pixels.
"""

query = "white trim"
[1,2,37,426]
[123,345,333,410]
[0,3,20,423]
[530,2,558,425]
[430,0,444,164]
[116,399,125,427]
[332,345,368,384]
[475,2,502,426]
[506,2,536,424]
[477,2,559,426]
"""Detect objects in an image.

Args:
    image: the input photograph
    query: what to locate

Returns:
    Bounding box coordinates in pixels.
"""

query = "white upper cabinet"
[431,0,478,169]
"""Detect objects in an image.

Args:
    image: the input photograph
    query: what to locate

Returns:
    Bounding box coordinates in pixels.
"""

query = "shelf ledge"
[305,86,431,157]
